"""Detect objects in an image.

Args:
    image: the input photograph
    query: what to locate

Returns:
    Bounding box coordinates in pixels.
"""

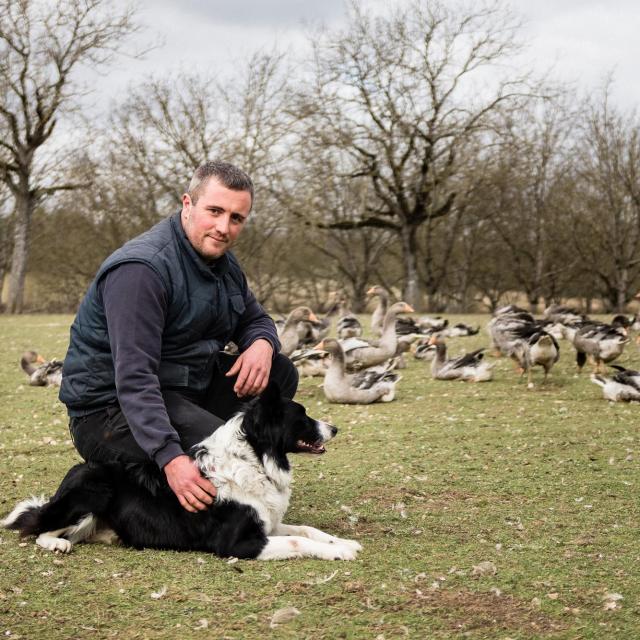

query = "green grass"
[0,314,638,639]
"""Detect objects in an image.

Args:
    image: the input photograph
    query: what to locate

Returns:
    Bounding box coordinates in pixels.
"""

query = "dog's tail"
[2,495,49,536]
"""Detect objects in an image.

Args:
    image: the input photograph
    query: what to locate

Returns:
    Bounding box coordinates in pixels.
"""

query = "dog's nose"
[331,426,338,436]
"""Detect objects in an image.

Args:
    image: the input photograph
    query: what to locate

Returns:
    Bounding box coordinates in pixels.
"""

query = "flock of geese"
[19,291,640,405]
[275,293,640,405]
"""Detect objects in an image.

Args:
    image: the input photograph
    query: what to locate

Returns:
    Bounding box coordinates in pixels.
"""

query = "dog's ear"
[244,379,284,432]
[259,379,282,408]
[243,379,289,468]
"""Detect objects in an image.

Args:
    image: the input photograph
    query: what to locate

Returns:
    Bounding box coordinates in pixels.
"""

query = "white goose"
[366,285,390,337]
[591,366,640,402]
[20,350,63,387]
[341,302,414,370]
[426,338,493,382]
[278,307,319,357]
[321,339,400,404]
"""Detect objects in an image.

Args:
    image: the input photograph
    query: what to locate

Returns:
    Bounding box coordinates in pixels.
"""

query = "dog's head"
[242,381,338,471]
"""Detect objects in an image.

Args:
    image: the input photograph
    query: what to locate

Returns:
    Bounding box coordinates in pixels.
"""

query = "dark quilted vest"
[59,213,246,413]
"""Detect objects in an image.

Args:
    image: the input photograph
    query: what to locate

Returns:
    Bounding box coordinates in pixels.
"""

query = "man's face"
[180,178,252,261]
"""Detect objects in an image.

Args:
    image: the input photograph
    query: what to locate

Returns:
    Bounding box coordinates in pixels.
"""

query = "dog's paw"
[338,538,363,553]
[328,542,360,561]
[36,534,72,553]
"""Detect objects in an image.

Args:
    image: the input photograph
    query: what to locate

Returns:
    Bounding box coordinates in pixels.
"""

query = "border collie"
[2,383,362,561]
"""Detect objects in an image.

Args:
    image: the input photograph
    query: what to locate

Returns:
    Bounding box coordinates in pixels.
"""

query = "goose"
[320,339,401,404]
[278,307,319,357]
[443,323,480,338]
[418,316,448,332]
[487,307,536,356]
[591,365,640,402]
[366,285,390,336]
[396,316,432,337]
[571,322,628,373]
[289,347,330,377]
[341,302,414,370]
[426,338,493,382]
[336,315,363,339]
[21,350,63,387]
[559,320,593,344]
[333,295,362,339]
[611,314,633,330]
[414,338,435,361]
[509,326,560,388]
[297,317,331,347]
[543,304,587,325]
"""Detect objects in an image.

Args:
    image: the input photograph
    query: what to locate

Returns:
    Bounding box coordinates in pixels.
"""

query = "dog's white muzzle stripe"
[316,420,337,443]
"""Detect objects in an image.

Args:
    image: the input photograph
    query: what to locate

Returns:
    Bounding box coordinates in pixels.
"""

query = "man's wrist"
[156,442,186,470]
[252,338,274,355]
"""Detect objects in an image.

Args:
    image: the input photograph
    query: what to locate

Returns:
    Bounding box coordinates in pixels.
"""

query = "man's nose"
[215,214,230,236]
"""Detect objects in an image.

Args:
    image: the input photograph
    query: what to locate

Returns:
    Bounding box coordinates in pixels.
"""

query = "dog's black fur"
[4,382,336,559]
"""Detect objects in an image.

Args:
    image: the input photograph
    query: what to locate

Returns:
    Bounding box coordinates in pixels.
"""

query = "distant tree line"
[1,0,639,314]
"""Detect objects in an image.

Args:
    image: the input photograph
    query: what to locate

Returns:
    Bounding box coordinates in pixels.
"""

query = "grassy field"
[0,314,638,639]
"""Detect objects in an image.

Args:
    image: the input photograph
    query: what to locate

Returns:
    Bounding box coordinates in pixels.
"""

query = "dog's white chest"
[197,419,292,533]
[215,461,291,532]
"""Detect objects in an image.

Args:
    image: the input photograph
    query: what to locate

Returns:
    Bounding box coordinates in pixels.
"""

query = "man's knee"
[271,353,299,399]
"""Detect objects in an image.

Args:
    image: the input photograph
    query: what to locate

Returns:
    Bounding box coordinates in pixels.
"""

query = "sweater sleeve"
[232,273,281,356]
[100,263,184,469]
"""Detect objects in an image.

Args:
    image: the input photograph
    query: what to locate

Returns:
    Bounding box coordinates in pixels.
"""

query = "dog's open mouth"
[295,439,326,454]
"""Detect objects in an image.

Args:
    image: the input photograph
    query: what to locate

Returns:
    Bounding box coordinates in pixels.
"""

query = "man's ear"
[181,193,191,219]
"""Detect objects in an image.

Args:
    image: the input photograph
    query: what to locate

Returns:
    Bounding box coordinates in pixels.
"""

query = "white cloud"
[77,0,639,118]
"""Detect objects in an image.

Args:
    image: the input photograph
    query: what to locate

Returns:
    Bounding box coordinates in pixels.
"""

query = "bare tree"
[485,98,576,310]
[0,0,140,312]
[570,84,640,311]
[105,53,295,307]
[295,0,530,308]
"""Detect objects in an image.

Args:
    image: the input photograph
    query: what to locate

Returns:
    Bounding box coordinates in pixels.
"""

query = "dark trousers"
[69,353,298,466]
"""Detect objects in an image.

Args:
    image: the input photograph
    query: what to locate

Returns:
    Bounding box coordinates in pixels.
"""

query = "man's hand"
[164,455,217,513]
[225,339,273,397]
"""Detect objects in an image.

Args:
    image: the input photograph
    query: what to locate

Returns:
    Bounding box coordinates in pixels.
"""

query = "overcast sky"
[87,0,638,115]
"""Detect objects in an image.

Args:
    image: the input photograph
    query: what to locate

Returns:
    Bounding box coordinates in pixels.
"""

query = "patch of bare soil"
[393,588,565,635]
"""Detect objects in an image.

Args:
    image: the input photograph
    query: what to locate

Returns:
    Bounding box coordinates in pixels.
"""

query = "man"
[59,161,297,513]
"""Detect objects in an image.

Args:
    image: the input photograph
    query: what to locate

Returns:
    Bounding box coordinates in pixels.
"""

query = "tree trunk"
[400,225,420,309]
[527,293,539,313]
[7,191,34,314]
[617,267,629,313]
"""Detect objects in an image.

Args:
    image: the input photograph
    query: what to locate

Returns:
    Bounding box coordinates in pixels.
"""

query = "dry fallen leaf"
[269,606,301,628]
[150,586,167,599]
[603,592,623,610]
[472,561,497,576]
[304,570,338,585]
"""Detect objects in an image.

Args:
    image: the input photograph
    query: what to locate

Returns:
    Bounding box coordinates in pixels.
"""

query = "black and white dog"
[2,383,362,561]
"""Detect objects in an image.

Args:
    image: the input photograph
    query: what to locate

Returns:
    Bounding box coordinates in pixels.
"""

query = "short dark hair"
[187,161,254,207]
